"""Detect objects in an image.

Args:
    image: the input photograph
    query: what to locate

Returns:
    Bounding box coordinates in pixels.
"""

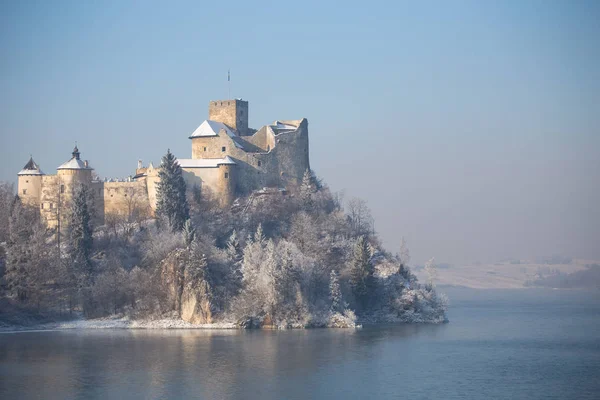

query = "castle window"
[26,180,29,183]
[221,146,226,152]
[22,189,27,195]
[41,204,44,210]
[203,147,207,152]
[224,172,229,179]
[60,185,65,194]
[257,161,262,167]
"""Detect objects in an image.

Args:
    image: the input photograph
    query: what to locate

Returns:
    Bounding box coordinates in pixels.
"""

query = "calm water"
[1,288,599,400]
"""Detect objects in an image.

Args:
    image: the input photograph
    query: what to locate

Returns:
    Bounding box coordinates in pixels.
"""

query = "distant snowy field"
[414,259,596,289]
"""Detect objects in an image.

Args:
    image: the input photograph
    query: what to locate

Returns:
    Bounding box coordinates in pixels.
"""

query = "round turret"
[17,156,44,206]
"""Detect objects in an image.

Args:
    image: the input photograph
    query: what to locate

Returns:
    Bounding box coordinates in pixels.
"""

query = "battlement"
[208,99,248,134]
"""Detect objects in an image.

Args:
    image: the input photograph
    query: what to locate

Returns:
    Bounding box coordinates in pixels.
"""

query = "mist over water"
[2,288,599,400]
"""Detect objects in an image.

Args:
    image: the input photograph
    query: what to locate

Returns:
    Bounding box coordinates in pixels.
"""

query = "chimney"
[138,159,143,169]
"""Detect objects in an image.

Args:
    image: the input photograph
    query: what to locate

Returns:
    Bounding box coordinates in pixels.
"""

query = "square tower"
[208,99,248,134]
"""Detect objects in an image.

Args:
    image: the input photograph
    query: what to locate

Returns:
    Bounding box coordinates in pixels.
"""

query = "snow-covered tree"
[69,184,94,283]
[329,269,342,313]
[349,235,375,306]
[155,149,189,232]
[183,219,196,248]
[300,169,317,208]
[226,230,241,260]
[0,181,14,244]
[254,223,265,245]
[399,236,410,266]
[424,257,438,287]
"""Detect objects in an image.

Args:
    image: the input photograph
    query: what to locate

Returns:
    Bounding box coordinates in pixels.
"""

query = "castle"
[17,99,310,228]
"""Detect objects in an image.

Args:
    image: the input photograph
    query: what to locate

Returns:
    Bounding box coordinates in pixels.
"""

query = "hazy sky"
[1,0,599,265]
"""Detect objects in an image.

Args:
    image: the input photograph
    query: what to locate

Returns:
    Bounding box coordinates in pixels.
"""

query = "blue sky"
[1,0,599,264]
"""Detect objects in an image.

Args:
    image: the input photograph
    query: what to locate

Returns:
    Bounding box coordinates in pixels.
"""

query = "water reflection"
[2,290,599,400]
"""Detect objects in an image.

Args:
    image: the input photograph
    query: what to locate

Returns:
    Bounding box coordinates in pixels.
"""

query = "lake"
[1,288,599,399]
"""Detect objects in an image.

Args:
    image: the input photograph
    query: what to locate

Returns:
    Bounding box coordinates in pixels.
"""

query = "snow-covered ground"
[0,316,236,333]
[414,259,595,289]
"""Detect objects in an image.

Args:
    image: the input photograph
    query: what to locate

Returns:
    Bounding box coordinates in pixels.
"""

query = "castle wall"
[39,175,61,229]
[102,181,150,220]
[181,164,235,206]
[188,119,309,195]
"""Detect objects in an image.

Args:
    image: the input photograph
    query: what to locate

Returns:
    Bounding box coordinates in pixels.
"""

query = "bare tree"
[346,197,374,237]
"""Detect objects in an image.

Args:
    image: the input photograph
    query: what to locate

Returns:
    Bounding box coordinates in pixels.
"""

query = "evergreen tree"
[226,230,241,261]
[329,269,342,313]
[183,219,196,248]
[69,184,94,283]
[254,223,265,245]
[5,197,34,301]
[349,236,374,306]
[155,149,189,232]
[187,244,208,288]
[300,169,317,208]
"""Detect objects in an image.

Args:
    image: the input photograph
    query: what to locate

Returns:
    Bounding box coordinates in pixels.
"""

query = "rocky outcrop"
[180,279,212,324]
[160,249,213,324]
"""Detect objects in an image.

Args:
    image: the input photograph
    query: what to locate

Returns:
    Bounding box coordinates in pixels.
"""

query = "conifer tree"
[254,223,265,245]
[349,235,374,306]
[155,149,189,232]
[183,219,196,248]
[69,184,94,284]
[300,169,317,208]
[329,269,342,313]
[226,230,241,261]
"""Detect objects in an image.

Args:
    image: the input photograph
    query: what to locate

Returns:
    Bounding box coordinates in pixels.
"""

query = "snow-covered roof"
[189,120,234,138]
[18,157,44,176]
[270,120,298,134]
[189,120,245,150]
[57,158,93,170]
[177,156,236,168]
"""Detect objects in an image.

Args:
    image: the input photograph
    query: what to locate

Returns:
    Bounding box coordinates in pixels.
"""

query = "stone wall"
[181,164,235,206]
[102,181,150,220]
[189,118,309,195]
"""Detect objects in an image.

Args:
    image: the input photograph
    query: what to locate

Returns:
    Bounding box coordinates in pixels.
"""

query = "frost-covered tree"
[254,223,265,245]
[300,169,317,208]
[155,149,189,232]
[187,246,208,288]
[5,197,39,301]
[183,219,196,248]
[424,257,438,287]
[399,236,410,265]
[69,184,94,283]
[347,197,374,236]
[329,269,342,313]
[349,236,374,306]
[0,181,14,244]
[226,230,241,260]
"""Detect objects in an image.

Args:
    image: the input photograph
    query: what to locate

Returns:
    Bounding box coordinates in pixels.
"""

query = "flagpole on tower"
[228,69,231,99]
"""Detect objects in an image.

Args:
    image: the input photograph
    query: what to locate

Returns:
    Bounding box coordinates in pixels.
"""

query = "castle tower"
[56,145,94,197]
[17,156,44,206]
[208,99,248,134]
